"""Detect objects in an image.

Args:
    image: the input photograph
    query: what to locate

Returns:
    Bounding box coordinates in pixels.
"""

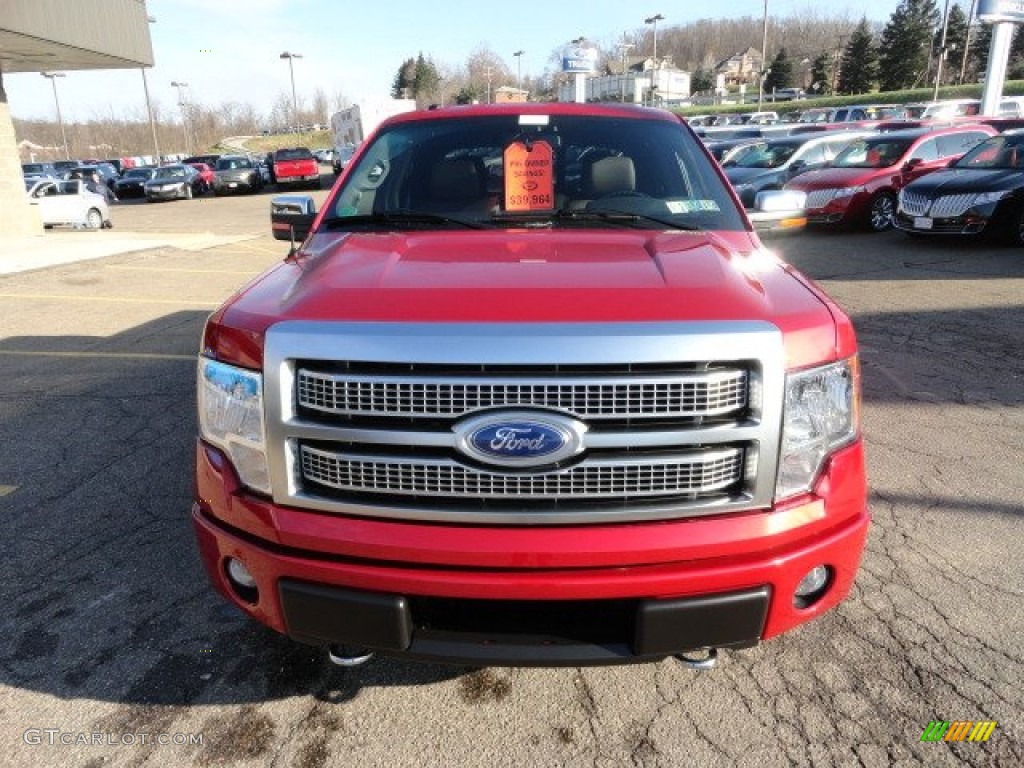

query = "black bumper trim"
[279,580,770,667]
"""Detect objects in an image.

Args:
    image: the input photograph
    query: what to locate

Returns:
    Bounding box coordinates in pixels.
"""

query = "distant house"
[494,86,529,103]
[714,47,763,86]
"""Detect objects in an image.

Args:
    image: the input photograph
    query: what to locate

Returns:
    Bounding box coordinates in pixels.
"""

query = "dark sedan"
[895,130,1024,244]
[723,132,869,208]
[212,156,263,195]
[144,164,202,201]
[113,167,156,199]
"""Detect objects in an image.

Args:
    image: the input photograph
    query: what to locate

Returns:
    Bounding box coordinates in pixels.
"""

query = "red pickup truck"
[271,147,320,189]
[194,103,868,669]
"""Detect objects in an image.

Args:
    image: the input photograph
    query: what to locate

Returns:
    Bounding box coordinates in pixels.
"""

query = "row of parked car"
[22,148,328,227]
[699,111,1024,244]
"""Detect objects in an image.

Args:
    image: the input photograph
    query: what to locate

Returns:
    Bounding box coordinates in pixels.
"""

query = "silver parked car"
[212,156,264,195]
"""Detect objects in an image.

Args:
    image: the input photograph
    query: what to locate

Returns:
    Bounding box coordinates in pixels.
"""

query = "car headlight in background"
[197,357,270,493]
[833,185,866,199]
[973,190,1010,206]
[776,357,860,499]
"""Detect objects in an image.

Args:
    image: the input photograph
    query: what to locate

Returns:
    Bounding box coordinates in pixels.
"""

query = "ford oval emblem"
[454,411,586,468]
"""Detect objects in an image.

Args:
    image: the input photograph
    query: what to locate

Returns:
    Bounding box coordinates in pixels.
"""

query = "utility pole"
[933,0,952,100]
[513,50,525,92]
[618,36,635,103]
[831,35,847,95]
[484,66,494,103]
[959,0,978,84]
[758,0,769,109]
[142,15,160,163]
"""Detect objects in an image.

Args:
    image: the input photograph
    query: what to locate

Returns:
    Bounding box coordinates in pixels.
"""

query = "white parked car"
[26,179,111,229]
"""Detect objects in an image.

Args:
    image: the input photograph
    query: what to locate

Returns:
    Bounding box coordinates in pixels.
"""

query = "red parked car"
[784,125,995,231]
[188,162,215,193]
[194,103,868,668]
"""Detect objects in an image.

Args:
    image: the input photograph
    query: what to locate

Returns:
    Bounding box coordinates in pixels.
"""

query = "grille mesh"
[299,444,744,500]
[929,193,979,218]
[296,369,748,420]
[899,191,931,217]
[805,188,842,209]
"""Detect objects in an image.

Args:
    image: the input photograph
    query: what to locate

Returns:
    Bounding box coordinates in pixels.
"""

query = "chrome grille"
[929,193,978,218]
[899,191,931,217]
[300,444,744,500]
[805,188,842,209]
[296,368,749,420]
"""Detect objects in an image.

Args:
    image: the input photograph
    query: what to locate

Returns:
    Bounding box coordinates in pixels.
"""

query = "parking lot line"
[0,292,221,307]
[0,485,16,497]
[0,350,195,360]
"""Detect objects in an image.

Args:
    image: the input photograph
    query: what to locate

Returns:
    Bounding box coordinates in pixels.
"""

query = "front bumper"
[146,185,186,200]
[193,440,869,666]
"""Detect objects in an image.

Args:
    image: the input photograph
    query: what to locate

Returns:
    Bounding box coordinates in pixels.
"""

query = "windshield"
[831,138,912,168]
[954,135,1024,169]
[216,158,251,170]
[323,113,744,232]
[725,143,798,169]
[124,168,153,179]
[276,148,313,161]
[154,167,186,179]
[23,164,47,173]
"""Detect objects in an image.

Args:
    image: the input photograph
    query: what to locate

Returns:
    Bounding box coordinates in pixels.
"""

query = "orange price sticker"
[503,140,554,211]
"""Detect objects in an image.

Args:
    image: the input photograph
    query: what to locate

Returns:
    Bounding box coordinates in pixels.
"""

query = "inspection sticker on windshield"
[504,140,555,211]
[667,199,720,214]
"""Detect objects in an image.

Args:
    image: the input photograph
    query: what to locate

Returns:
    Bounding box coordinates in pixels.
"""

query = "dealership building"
[0,0,153,236]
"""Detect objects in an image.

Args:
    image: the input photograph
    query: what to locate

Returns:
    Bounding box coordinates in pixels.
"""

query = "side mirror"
[788,160,806,176]
[903,157,923,171]
[271,195,317,243]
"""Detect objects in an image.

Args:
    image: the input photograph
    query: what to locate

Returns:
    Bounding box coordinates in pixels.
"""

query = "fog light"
[793,565,831,609]
[226,557,257,589]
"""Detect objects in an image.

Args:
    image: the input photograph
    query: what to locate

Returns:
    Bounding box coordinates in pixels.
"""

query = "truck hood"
[216,230,843,369]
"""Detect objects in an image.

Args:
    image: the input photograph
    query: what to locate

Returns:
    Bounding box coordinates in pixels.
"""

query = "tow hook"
[327,644,374,667]
[675,648,718,670]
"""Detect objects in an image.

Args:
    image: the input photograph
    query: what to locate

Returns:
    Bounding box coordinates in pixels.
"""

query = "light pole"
[513,50,525,93]
[644,14,664,107]
[141,15,160,163]
[171,81,190,154]
[41,72,69,160]
[280,51,302,133]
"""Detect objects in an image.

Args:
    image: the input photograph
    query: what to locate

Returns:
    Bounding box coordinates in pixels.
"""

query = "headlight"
[776,357,860,499]
[833,185,866,199]
[197,357,270,494]
[973,190,1010,206]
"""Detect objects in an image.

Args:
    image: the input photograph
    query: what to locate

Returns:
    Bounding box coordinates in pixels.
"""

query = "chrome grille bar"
[300,444,744,500]
[805,188,842,209]
[929,193,977,218]
[899,191,931,217]
[296,369,748,420]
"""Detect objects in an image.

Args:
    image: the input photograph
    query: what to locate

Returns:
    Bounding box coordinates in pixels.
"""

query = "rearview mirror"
[271,195,317,242]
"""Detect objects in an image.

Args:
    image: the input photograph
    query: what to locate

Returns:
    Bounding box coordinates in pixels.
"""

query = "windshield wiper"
[320,210,493,230]
[549,209,701,231]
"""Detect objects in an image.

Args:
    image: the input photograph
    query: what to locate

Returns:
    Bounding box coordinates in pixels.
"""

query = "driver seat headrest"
[588,156,636,196]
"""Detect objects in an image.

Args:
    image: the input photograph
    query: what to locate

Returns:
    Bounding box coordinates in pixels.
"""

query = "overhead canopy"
[0,0,153,73]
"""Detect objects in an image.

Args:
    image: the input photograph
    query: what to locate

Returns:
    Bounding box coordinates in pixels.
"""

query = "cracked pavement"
[0,198,1021,767]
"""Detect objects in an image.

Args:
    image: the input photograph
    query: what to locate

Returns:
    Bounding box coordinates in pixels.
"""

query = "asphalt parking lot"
[0,186,1022,767]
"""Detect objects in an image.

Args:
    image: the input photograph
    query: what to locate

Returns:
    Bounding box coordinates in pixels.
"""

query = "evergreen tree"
[968,21,993,82]
[763,47,794,93]
[391,57,416,99]
[838,18,879,95]
[809,51,833,96]
[878,0,941,91]
[412,52,441,101]
[691,68,714,93]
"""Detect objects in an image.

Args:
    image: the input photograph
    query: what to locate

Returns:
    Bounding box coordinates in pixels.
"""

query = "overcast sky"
[6,0,906,122]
